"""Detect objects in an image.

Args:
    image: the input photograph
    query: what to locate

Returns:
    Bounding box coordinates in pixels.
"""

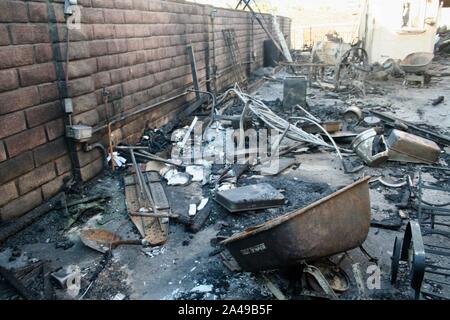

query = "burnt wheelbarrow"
[400,52,434,87]
[221,177,372,272]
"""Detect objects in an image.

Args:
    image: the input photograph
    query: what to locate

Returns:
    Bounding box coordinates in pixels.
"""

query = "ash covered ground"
[1,62,450,300]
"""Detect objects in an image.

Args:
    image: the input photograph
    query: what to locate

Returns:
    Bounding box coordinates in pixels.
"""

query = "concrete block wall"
[0,0,291,223]
[0,0,73,222]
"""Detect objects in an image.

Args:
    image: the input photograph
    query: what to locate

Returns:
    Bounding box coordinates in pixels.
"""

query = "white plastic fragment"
[217,183,235,191]
[163,169,178,180]
[179,116,198,147]
[197,198,209,211]
[194,159,212,185]
[189,204,197,216]
[145,160,166,172]
[142,246,166,258]
[107,152,127,167]
[186,165,204,182]
[204,293,217,300]
[399,209,408,219]
[112,293,126,300]
[167,172,191,186]
[190,284,213,293]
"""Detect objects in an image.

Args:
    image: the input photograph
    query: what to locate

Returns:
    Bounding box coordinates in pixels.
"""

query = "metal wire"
[217,85,333,149]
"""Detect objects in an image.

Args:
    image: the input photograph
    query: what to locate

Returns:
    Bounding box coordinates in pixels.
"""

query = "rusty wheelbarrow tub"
[221,177,371,271]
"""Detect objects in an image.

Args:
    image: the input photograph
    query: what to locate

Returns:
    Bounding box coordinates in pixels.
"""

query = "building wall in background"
[360,0,440,63]
[189,0,363,49]
[439,8,450,28]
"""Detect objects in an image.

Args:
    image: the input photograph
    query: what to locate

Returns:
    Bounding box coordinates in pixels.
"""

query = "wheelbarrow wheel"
[305,262,350,294]
[391,236,402,285]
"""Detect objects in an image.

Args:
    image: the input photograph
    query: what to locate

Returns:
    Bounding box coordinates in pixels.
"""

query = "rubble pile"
[1,44,450,301]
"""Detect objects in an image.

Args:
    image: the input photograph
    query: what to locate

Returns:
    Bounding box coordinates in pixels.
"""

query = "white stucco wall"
[362,0,440,63]
[440,7,450,27]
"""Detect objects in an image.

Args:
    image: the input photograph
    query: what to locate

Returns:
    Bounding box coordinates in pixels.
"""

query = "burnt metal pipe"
[91,61,251,136]
[84,143,108,169]
[187,89,217,135]
[187,89,216,112]
[115,146,184,168]
[102,88,115,172]
[92,91,189,134]
[61,13,81,181]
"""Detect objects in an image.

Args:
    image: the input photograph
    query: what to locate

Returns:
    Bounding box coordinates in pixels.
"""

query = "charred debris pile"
[2,46,450,301]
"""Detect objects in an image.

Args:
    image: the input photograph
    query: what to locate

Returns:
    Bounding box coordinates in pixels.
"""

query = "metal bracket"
[64,0,77,16]
[400,220,426,299]
[64,98,73,114]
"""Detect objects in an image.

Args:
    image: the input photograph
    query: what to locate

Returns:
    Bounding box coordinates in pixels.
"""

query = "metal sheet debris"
[343,106,362,125]
[351,129,389,166]
[386,129,440,164]
[370,110,450,146]
[215,183,285,213]
[5,23,450,301]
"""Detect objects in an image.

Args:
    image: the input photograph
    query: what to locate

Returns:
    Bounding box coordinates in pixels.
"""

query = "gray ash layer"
[212,176,334,237]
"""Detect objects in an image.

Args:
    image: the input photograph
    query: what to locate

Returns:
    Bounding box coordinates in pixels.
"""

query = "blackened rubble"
[2,28,450,301]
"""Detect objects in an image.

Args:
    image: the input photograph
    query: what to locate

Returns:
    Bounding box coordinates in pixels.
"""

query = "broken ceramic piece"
[167,172,192,186]
[189,204,197,216]
[186,165,205,182]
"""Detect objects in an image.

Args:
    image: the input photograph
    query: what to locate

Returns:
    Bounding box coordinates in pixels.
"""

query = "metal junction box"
[66,125,93,142]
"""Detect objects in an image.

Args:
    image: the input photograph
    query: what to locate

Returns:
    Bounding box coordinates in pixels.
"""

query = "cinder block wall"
[0,0,291,222]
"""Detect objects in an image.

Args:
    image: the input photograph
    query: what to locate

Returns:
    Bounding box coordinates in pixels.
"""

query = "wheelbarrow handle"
[111,239,142,247]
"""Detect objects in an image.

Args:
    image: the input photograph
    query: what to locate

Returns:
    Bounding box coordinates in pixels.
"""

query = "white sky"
[187,0,362,19]
[187,0,361,10]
